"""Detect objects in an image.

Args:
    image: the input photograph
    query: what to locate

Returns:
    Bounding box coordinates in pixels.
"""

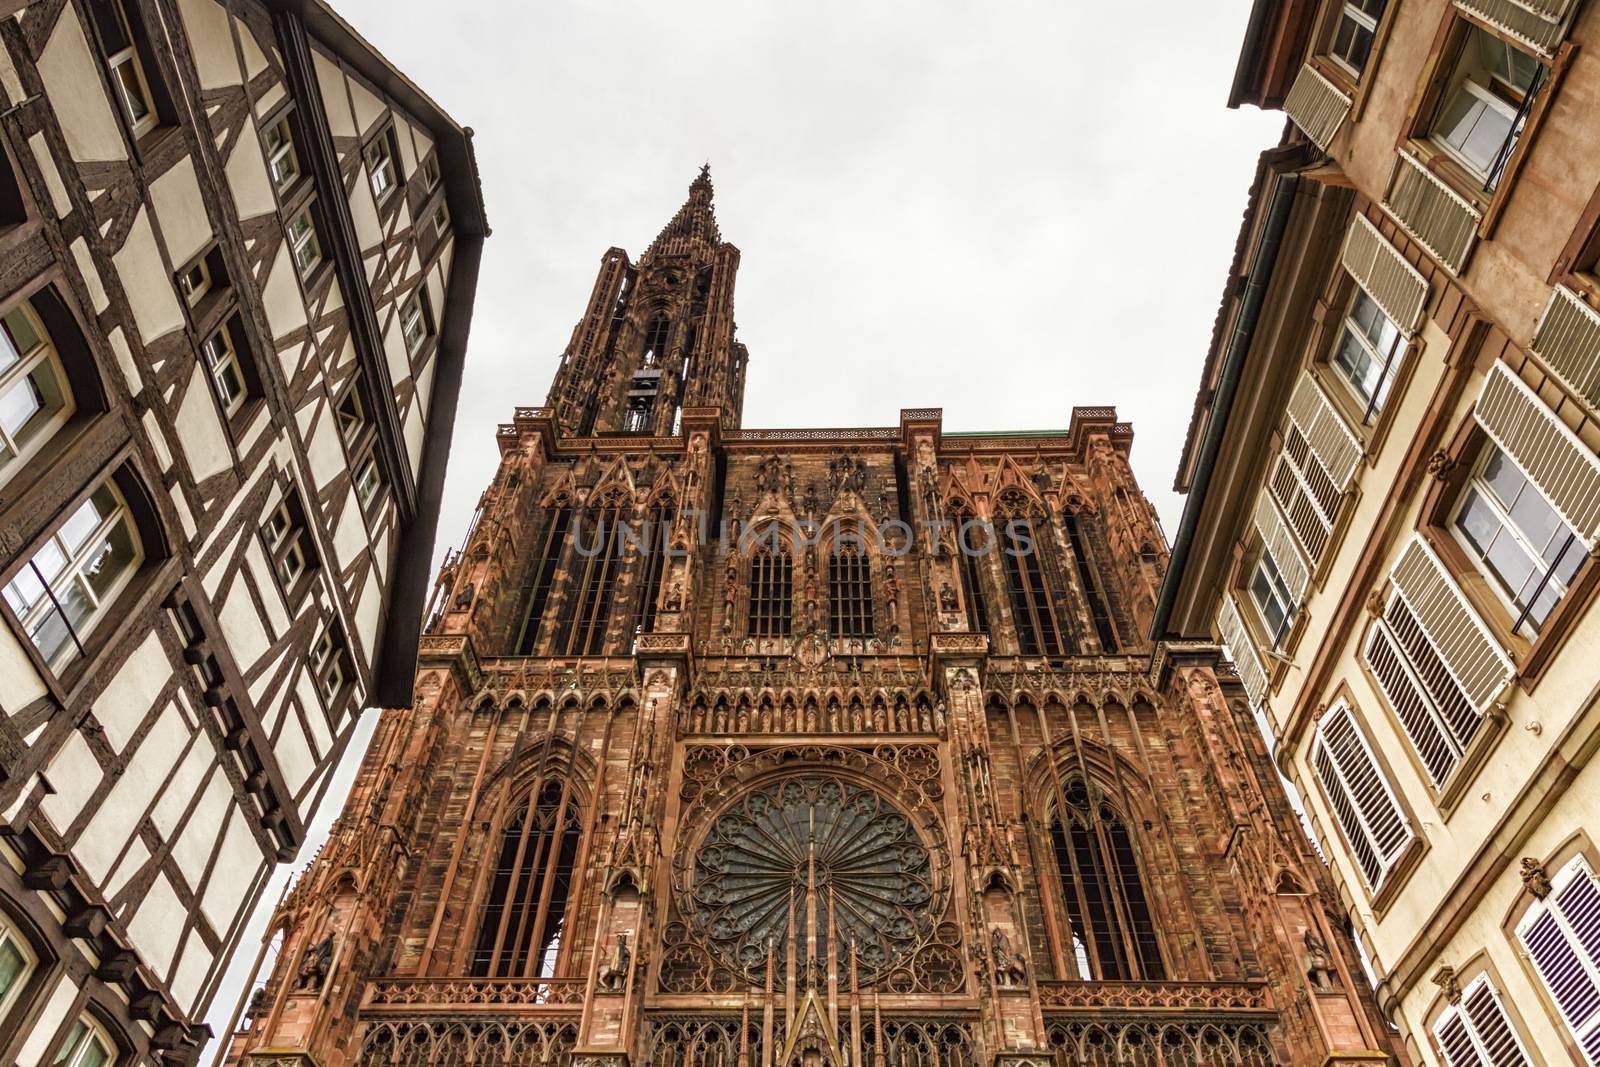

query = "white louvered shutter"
[1342,214,1429,334]
[1454,0,1573,55]
[1434,975,1532,1067]
[1288,374,1364,489]
[1475,360,1600,547]
[1283,63,1352,151]
[1216,595,1269,708]
[1517,857,1600,1064]
[1532,285,1600,412]
[1254,494,1310,602]
[1389,536,1512,713]
[1312,703,1413,890]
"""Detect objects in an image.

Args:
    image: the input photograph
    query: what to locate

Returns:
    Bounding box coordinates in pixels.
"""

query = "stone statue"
[294,934,334,992]
[939,581,959,613]
[1303,929,1335,992]
[991,927,1027,987]
[597,933,631,992]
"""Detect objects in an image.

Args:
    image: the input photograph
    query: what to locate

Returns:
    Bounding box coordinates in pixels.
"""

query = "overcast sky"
[203,0,1283,1047]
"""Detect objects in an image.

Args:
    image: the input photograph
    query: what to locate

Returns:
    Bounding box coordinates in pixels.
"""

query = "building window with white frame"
[310,624,349,704]
[2,479,143,671]
[263,114,301,193]
[0,914,36,1029]
[52,1015,116,1067]
[401,290,432,356]
[1432,972,1532,1067]
[1515,855,1600,1063]
[177,258,211,308]
[1431,24,1546,192]
[0,298,75,486]
[262,495,315,592]
[1329,0,1386,76]
[90,0,158,138]
[1310,702,1414,892]
[354,453,382,514]
[286,203,324,278]
[201,322,247,417]
[1331,288,1403,423]
[1451,442,1583,639]
[364,129,399,204]
[1248,548,1297,650]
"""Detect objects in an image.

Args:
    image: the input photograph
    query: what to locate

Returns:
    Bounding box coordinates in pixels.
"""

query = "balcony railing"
[1036,979,1272,1013]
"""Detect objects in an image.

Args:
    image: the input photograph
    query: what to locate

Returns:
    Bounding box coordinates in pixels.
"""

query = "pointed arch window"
[948,503,989,634]
[515,500,572,655]
[641,313,671,368]
[471,780,582,978]
[996,496,1067,656]
[1048,779,1163,980]
[561,495,628,655]
[748,542,792,638]
[829,539,874,638]
[635,497,676,635]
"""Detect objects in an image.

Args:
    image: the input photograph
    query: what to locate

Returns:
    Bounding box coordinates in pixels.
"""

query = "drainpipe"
[1149,173,1301,642]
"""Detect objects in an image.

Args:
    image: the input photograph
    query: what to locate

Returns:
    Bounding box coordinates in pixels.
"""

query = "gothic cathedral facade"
[225,171,1402,1067]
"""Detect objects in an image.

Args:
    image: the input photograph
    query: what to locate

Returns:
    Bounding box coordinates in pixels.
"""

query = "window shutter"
[1517,857,1600,1063]
[1271,446,1333,561]
[1476,360,1600,546]
[1364,621,1461,786]
[1284,64,1352,151]
[1288,374,1363,490]
[1533,285,1600,412]
[1216,594,1269,708]
[1389,536,1512,713]
[1254,493,1310,602]
[1454,0,1571,55]
[1385,150,1481,275]
[1434,975,1533,1067]
[1342,214,1429,335]
[1312,702,1413,890]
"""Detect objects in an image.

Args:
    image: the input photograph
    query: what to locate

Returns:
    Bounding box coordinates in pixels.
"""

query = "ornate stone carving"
[1431,963,1462,1004]
[1521,857,1552,899]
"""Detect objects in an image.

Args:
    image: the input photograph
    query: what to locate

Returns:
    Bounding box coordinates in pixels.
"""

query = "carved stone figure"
[294,934,334,992]
[991,927,1027,987]
[939,581,959,613]
[598,933,631,992]
[1521,857,1552,899]
[1303,930,1336,992]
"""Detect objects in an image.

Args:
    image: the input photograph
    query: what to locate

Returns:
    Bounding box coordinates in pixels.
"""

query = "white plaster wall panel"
[332,488,368,570]
[254,80,287,118]
[348,76,385,138]
[373,527,390,585]
[107,326,142,396]
[331,332,357,375]
[125,873,184,976]
[355,570,382,665]
[311,52,355,138]
[150,157,214,267]
[243,537,290,636]
[201,809,264,927]
[398,120,426,177]
[152,739,214,840]
[27,132,72,217]
[96,634,171,753]
[113,210,185,344]
[140,408,174,472]
[0,31,23,100]
[171,771,231,879]
[276,715,313,793]
[403,397,424,472]
[176,0,243,90]
[305,691,332,755]
[236,401,271,458]
[74,712,187,884]
[246,641,288,708]
[295,674,324,729]
[176,361,232,482]
[414,356,436,420]
[103,837,150,901]
[262,245,309,341]
[239,20,272,81]
[440,240,453,280]
[217,586,270,673]
[223,119,277,222]
[37,7,126,163]
[304,410,348,492]
[39,731,100,829]
[171,937,214,1013]
[16,975,77,1067]
[70,237,109,313]
[383,317,410,389]
[0,623,46,708]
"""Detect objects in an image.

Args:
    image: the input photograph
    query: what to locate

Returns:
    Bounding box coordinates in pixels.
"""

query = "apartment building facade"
[0,0,484,1064]
[1155,0,1600,1064]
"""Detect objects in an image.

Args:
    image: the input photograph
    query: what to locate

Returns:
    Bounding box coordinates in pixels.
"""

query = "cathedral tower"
[223,173,1404,1067]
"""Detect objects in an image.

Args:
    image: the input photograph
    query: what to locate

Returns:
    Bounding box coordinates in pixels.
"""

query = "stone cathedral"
[225,171,1403,1067]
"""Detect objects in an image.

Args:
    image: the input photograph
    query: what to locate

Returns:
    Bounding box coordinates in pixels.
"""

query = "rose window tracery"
[691,776,935,980]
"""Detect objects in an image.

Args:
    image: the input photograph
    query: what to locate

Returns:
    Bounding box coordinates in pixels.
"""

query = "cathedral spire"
[645,164,723,257]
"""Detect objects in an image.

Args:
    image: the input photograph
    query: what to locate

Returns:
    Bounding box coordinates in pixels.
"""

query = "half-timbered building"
[0,1,485,1064]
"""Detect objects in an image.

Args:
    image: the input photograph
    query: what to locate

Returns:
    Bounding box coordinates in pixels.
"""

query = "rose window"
[691,776,935,980]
